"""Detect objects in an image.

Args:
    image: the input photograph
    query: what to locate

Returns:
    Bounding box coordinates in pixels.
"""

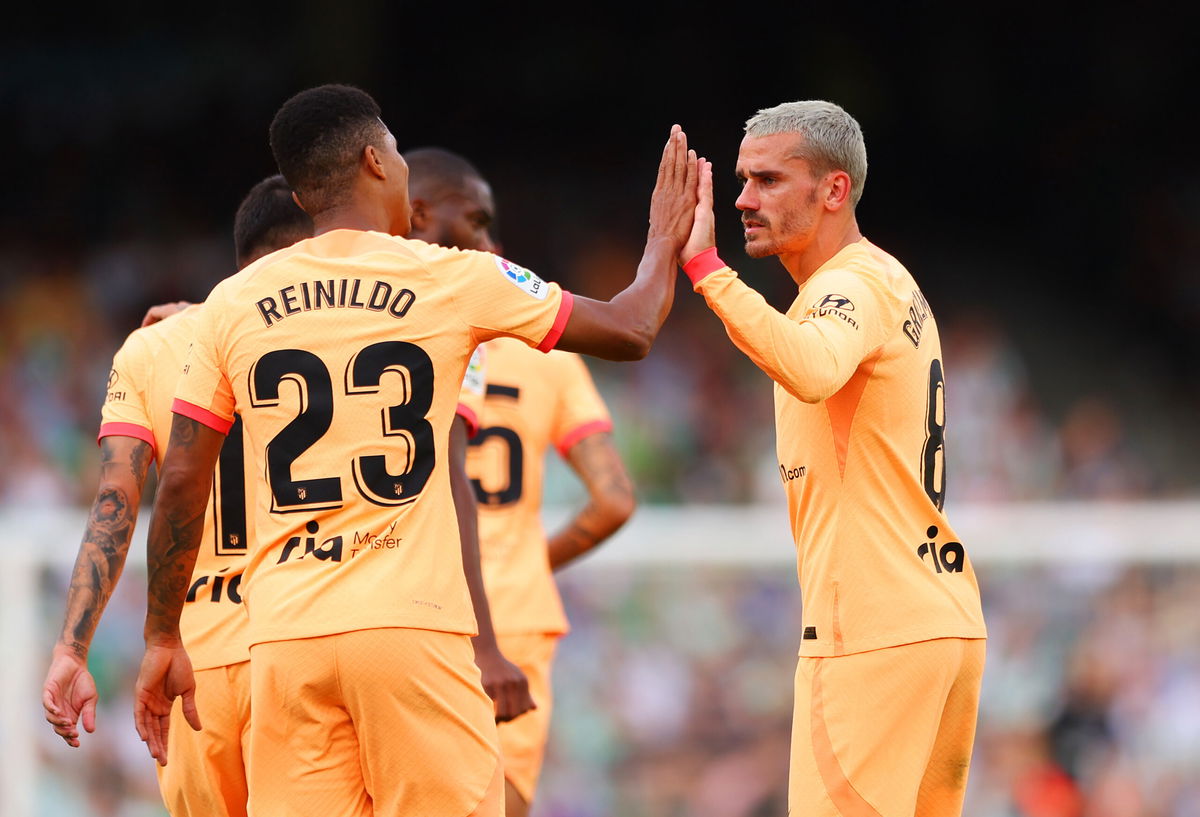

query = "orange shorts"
[495,632,559,802]
[156,660,250,817]
[247,628,502,817]
[790,637,985,817]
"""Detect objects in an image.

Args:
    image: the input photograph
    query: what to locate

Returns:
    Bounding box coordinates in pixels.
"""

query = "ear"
[408,198,430,231]
[823,170,853,212]
[362,144,388,181]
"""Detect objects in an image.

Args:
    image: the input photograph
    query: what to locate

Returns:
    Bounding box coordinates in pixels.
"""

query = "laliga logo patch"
[495,256,548,300]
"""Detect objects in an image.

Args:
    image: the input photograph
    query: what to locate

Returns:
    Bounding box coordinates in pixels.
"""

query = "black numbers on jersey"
[347,341,436,506]
[920,358,947,511]
[250,350,343,511]
[469,425,524,506]
[248,343,437,513]
[212,415,248,554]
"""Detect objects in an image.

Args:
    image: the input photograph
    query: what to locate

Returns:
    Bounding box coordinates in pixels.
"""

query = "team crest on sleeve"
[806,294,859,329]
[462,347,486,395]
[495,256,548,300]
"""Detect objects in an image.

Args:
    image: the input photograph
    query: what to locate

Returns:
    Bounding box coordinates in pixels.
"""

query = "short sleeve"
[172,290,236,434]
[455,345,487,438]
[98,330,157,452]
[549,352,613,457]
[435,247,573,351]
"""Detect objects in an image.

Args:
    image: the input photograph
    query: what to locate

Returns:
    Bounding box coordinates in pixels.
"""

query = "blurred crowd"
[0,231,1190,507]
[32,561,1200,816]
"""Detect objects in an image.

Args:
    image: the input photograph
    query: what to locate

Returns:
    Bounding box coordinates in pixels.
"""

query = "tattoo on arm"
[58,438,152,657]
[548,432,635,570]
[144,415,222,640]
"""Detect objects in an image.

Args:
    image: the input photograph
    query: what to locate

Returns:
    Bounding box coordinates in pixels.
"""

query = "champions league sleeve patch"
[495,256,549,300]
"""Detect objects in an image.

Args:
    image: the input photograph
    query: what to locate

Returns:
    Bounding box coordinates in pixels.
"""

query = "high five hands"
[646,124,717,269]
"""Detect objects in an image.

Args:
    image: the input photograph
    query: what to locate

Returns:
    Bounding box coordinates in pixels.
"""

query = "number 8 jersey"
[173,229,573,646]
[687,238,986,657]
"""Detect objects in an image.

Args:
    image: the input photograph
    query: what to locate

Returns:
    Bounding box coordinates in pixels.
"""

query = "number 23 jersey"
[174,229,573,646]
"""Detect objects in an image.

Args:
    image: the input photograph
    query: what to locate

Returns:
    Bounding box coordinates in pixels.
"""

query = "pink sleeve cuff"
[455,403,480,438]
[97,422,157,458]
[556,419,613,457]
[537,290,575,352]
[683,247,727,285]
[171,398,234,434]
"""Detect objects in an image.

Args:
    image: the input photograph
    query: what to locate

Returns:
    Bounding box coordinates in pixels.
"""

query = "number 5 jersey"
[172,229,573,647]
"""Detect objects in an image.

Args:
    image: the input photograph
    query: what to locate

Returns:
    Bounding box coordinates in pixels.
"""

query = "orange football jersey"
[100,305,251,670]
[467,338,612,636]
[687,240,986,656]
[173,229,572,646]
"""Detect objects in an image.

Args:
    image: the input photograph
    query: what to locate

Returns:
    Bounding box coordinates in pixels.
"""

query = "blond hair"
[745,101,867,206]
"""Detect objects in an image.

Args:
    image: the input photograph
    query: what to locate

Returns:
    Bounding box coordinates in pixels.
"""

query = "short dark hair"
[233,175,314,267]
[268,84,386,215]
[404,147,485,200]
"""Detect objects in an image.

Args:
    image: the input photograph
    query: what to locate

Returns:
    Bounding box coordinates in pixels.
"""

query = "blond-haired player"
[679,102,987,816]
[405,147,636,817]
[132,84,697,817]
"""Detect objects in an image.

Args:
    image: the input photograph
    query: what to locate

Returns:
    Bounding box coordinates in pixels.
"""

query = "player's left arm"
[450,415,536,723]
[134,413,224,765]
[547,430,635,570]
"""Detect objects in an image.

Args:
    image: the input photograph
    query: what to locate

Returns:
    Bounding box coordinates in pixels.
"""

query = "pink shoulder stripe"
[556,418,613,457]
[171,398,234,434]
[455,403,480,439]
[537,290,575,352]
[97,422,157,457]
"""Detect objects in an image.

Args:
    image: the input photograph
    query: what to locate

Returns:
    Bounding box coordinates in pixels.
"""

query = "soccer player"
[405,147,636,817]
[678,102,987,816]
[132,84,696,817]
[42,174,313,817]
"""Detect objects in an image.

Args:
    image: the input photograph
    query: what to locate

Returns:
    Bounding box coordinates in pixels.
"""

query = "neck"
[311,199,394,237]
[780,216,863,286]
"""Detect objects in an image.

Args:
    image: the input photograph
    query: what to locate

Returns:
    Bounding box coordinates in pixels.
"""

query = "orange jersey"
[687,240,986,656]
[100,305,251,670]
[467,338,612,636]
[173,229,572,646]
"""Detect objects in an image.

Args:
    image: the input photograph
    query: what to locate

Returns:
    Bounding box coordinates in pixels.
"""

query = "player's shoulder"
[818,239,916,304]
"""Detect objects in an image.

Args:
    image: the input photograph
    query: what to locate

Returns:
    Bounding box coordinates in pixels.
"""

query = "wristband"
[682,247,727,285]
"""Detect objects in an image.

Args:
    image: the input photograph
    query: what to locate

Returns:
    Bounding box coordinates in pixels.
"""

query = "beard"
[741,190,818,258]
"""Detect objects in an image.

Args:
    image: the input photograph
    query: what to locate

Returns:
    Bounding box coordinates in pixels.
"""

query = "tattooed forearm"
[144,415,224,641]
[57,438,152,656]
[548,432,635,570]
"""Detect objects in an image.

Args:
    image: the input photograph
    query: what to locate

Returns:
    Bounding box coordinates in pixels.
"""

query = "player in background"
[132,84,697,817]
[42,174,313,816]
[405,147,636,817]
[678,102,987,816]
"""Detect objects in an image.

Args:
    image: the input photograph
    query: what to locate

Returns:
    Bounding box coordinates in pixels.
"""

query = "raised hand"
[647,125,700,253]
[133,641,201,765]
[140,300,191,327]
[681,157,716,266]
[42,647,98,747]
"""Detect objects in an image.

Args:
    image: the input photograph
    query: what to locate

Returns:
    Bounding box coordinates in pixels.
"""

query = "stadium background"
[3,5,1198,815]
